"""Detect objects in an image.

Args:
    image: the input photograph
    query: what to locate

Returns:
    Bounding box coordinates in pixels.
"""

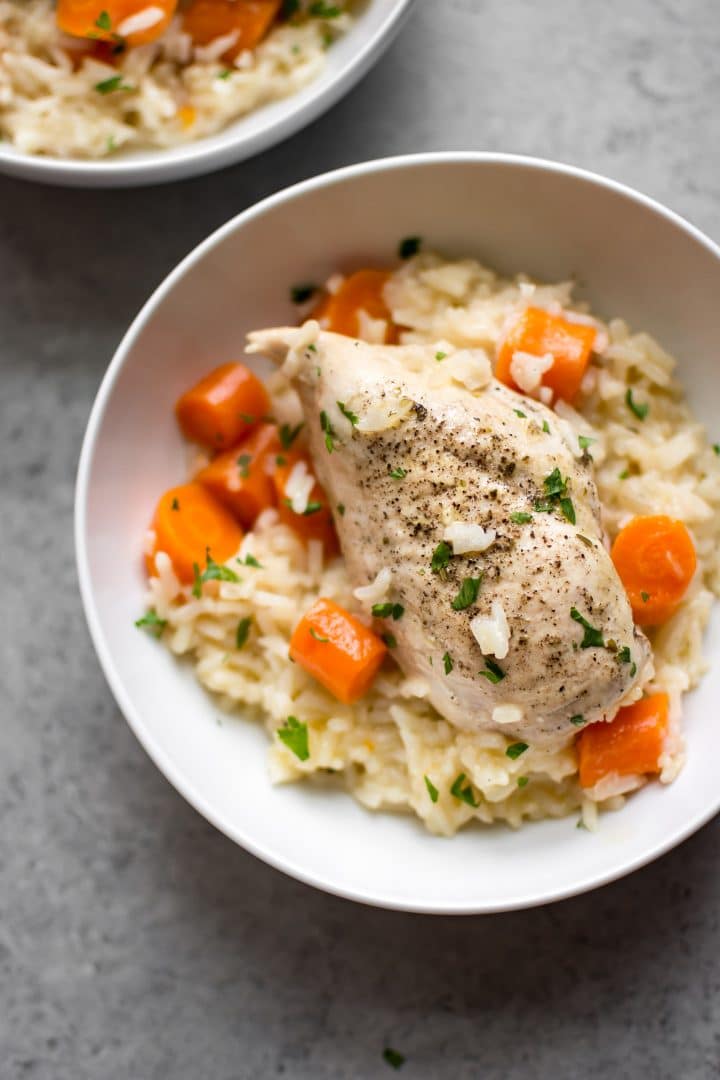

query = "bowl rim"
[0,0,415,188]
[75,151,720,913]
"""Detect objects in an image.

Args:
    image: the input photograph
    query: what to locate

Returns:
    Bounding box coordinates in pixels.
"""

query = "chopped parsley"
[570,714,586,727]
[320,410,336,453]
[535,467,575,524]
[95,74,133,94]
[279,421,304,449]
[430,540,453,576]
[570,606,605,649]
[95,9,112,29]
[578,434,595,454]
[543,467,568,498]
[478,658,505,683]
[577,534,593,547]
[237,453,252,478]
[309,0,341,15]
[337,400,358,426]
[517,776,529,788]
[381,632,397,649]
[641,591,650,603]
[450,772,479,807]
[542,420,551,434]
[559,497,576,524]
[134,609,166,637]
[424,775,439,803]
[283,499,323,516]
[713,444,720,456]
[238,412,256,423]
[506,741,528,760]
[398,236,421,259]
[435,351,447,362]
[513,409,527,418]
[171,497,180,511]
[510,511,533,524]
[217,68,233,80]
[442,651,454,675]
[309,627,329,643]
[290,283,318,304]
[277,716,310,761]
[235,617,252,649]
[617,645,632,664]
[238,553,262,568]
[192,551,240,597]
[451,576,482,611]
[619,468,630,480]
[337,503,346,516]
[372,602,404,621]
[383,1048,406,1070]
[388,466,407,479]
[625,387,649,420]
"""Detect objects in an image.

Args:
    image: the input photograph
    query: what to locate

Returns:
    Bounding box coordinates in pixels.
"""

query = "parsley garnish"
[617,645,632,664]
[237,453,252,477]
[95,9,111,29]
[192,551,240,596]
[543,467,568,498]
[134,609,166,637]
[578,434,595,454]
[381,632,397,649]
[577,534,593,547]
[337,503,346,516]
[320,410,336,453]
[290,283,318,304]
[424,775,439,803]
[510,511,533,524]
[277,716,310,761]
[442,651,454,675]
[309,0,341,15]
[559,497,576,524]
[388,466,407,479]
[309,627,329,642]
[383,1048,406,1070]
[171,497,180,511]
[713,444,720,456]
[641,591,650,602]
[398,236,421,259]
[236,617,251,649]
[517,776,529,788]
[451,576,482,610]
[238,554,262,568]
[95,74,132,94]
[535,468,575,523]
[450,772,479,807]
[619,468,630,479]
[478,658,505,683]
[372,602,404,620]
[570,714,585,726]
[513,409,527,418]
[570,607,605,648]
[217,68,233,79]
[506,742,528,759]
[430,540,453,576]
[542,420,551,434]
[435,351,447,362]
[337,401,358,426]
[279,421,304,450]
[284,498,323,516]
[625,387,649,420]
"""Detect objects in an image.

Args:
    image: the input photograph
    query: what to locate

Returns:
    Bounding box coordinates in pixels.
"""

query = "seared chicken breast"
[247,325,651,749]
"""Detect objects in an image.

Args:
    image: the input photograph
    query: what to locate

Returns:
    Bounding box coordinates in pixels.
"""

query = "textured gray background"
[2,1,720,1077]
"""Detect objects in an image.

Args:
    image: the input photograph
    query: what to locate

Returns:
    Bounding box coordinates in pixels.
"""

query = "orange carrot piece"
[273,454,338,554]
[315,270,400,344]
[56,0,177,46]
[175,362,270,451]
[611,515,696,627]
[578,693,670,788]
[146,482,243,583]
[182,0,281,60]
[195,423,280,528]
[495,306,596,403]
[289,597,387,704]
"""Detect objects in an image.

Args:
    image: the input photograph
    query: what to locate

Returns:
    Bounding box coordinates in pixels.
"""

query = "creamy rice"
[144,252,720,835]
[0,0,350,157]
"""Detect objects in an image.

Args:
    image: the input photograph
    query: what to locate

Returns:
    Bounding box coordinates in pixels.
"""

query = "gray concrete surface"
[3,1,720,1076]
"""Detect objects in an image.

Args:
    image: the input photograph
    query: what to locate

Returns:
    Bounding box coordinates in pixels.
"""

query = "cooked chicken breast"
[247,324,651,749]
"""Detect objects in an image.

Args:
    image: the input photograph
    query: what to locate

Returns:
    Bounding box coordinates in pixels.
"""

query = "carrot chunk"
[315,270,399,344]
[578,693,670,788]
[495,306,596,403]
[182,0,281,60]
[175,362,270,451]
[289,598,387,704]
[195,423,280,528]
[273,454,338,554]
[146,482,243,583]
[611,515,696,626]
[56,0,177,46]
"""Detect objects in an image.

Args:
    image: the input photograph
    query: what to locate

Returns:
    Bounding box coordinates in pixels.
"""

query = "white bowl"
[0,0,413,188]
[76,153,720,912]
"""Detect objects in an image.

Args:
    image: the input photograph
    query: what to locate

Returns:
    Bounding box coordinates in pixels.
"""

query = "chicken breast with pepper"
[247,324,652,749]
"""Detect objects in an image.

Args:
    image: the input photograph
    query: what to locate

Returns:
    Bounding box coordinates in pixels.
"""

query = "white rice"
[0,0,351,157]
[145,252,720,835]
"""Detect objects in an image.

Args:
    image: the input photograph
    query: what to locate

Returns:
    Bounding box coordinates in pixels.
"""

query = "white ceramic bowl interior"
[76,153,720,912]
[0,0,414,187]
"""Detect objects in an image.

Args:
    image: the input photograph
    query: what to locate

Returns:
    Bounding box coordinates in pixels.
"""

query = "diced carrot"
[289,597,387,704]
[56,0,177,46]
[578,693,670,788]
[175,362,270,451]
[611,515,696,626]
[182,0,281,60]
[146,482,243,583]
[195,422,280,528]
[273,454,338,554]
[495,306,596,403]
[315,270,400,344]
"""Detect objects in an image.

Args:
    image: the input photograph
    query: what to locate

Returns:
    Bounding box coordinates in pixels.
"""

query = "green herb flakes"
[577,534,593,548]
[171,497,180,511]
[641,591,650,603]
[95,9,112,29]
[320,410,336,453]
[193,551,240,597]
[424,776,439,803]
[337,400,358,426]
[431,540,453,576]
[372,602,404,621]
[570,714,585,727]
[95,74,132,94]
[388,465,407,480]
[543,467,568,498]
[383,1048,406,1070]
[506,741,528,760]
[277,716,310,761]
[309,627,329,643]
[625,387,649,420]
[542,420,551,434]
[337,503,346,516]
[217,68,233,79]
[450,772,479,808]
[713,444,720,456]
[451,576,482,611]
[510,511,533,524]
[517,776,529,788]
[435,351,447,362]
[235,617,252,649]
[559,497,576,524]
[279,421,304,450]
[238,554,262,568]
[513,409,527,418]
[478,658,505,683]
[578,434,595,453]
[381,632,397,649]
[134,609,166,637]
[442,651,454,675]
[237,453,252,478]
[290,283,318,304]
[570,606,605,649]
[309,0,341,15]
[398,236,421,259]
